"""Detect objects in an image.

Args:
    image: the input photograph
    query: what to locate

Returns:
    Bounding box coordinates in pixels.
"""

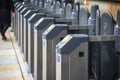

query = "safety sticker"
[56,55,61,62]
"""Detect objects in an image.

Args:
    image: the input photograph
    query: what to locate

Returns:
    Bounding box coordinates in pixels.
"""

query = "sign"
[34,28,37,34]
[56,54,61,62]
[42,39,46,46]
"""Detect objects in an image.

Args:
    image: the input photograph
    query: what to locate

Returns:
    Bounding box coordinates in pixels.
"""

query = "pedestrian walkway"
[0,28,30,80]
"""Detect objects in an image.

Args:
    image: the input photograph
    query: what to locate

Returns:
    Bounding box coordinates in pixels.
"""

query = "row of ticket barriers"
[12,0,120,80]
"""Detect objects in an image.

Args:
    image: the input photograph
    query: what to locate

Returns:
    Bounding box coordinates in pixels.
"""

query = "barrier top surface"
[42,24,68,39]
[56,34,88,54]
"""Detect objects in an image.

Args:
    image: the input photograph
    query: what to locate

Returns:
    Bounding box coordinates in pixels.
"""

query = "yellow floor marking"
[0,64,20,71]
[9,31,19,49]
[8,26,30,79]
[17,53,24,64]
[0,77,23,80]
[24,76,30,80]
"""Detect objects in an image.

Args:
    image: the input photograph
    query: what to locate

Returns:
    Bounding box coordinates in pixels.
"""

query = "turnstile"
[33,17,73,80]
[17,4,29,45]
[15,4,23,40]
[89,12,118,80]
[23,10,39,62]
[12,2,20,31]
[27,13,44,74]
[34,18,54,80]
[41,6,89,80]
[19,6,31,52]
[17,5,28,45]
[19,7,33,55]
[42,24,88,80]
[56,34,89,80]
[19,7,33,53]
[18,7,34,50]
[17,5,24,45]
[14,3,23,36]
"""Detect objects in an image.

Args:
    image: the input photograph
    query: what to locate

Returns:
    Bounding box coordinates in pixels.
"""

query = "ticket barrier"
[14,4,21,36]
[16,4,29,43]
[33,17,73,80]
[56,34,89,80]
[24,4,71,68]
[23,10,39,62]
[19,7,34,55]
[16,5,28,45]
[56,34,118,80]
[12,2,20,31]
[89,12,118,80]
[42,24,88,80]
[14,2,29,30]
[27,13,44,73]
[18,5,31,48]
[41,6,89,80]
[34,18,54,80]
[55,7,119,80]
[17,5,24,44]
[14,3,21,27]
[56,35,118,80]
[19,7,33,53]
[15,4,23,40]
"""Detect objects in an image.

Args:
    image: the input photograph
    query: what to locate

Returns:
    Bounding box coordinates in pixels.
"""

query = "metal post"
[88,4,99,35]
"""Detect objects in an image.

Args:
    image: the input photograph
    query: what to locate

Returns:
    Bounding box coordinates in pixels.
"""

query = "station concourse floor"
[0,28,31,80]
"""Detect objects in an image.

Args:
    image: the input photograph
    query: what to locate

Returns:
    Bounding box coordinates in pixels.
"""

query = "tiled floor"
[0,28,30,80]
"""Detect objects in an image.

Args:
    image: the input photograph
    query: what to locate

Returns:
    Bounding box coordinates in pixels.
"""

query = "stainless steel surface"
[34,18,54,80]
[56,34,88,80]
[42,24,68,80]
